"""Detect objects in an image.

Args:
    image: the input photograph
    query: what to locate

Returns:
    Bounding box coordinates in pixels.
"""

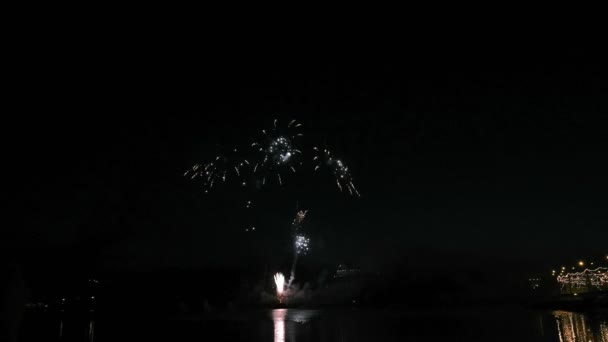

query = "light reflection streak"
[273,309,287,342]
[88,319,95,342]
[59,320,63,339]
[271,309,316,342]
[553,310,608,342]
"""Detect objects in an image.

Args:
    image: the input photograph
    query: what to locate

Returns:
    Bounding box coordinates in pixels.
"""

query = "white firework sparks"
[184,150,249,192]
[269,137,295,164]
[286,209,310,287]
[295,235,310,255]
[274,272,285,298]
[251,119,303,187]
[186,119,362,196]
[313,147,360,196]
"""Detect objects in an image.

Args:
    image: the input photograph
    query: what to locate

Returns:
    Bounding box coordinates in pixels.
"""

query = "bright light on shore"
[274,273,285,298]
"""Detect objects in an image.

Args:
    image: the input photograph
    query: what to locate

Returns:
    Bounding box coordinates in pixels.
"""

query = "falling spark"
[313,148,360,197]
[186,118,361,196]
[249,119,303,187]
[184,148,248,192]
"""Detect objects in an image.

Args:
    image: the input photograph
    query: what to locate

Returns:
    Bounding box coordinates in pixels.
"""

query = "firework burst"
[251,119,303,186]
[295,235,310,255]
[186,119,361,196]
[287,209,309,286]
[313,147,360,196]
[184,148,250,192]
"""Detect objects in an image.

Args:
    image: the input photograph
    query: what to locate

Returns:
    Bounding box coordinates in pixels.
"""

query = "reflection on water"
[273,309,286,342]
[56,315,96,341]
[268,308,608,342]
[21,305,608,341]
[271,309,319,342]
[88,318,95,342]
[553,310,608,342]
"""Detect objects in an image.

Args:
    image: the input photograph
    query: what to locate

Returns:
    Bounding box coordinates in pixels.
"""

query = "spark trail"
[313,147,360,196]
[251,119,303,187]
[288,210,309,287]
[186,118,360,196]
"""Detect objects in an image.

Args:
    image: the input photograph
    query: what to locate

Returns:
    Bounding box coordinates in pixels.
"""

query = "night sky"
[8,42,607,276]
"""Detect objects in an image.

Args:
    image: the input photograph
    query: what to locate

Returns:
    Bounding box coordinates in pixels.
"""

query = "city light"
[550,255,608,294]
[557,267,608,292]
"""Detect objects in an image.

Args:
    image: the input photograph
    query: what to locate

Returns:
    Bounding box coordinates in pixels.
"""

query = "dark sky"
[8,41,607,273]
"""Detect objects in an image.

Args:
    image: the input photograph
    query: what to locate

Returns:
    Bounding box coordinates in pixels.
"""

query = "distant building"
[557,267,608,295]
[335,264,361,278]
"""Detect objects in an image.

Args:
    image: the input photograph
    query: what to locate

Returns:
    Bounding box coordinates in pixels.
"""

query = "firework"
[184,148,250,192]
[292,210,307,229]
[295,235,310,255]
[291,210,309,254]
[274,272,285,300]
[313,147,360,196]
[287,210,309,286]
[251,119,303,186]
[186,119,361,196]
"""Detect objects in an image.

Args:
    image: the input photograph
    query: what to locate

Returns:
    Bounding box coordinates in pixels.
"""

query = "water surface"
[20,306,608,341]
